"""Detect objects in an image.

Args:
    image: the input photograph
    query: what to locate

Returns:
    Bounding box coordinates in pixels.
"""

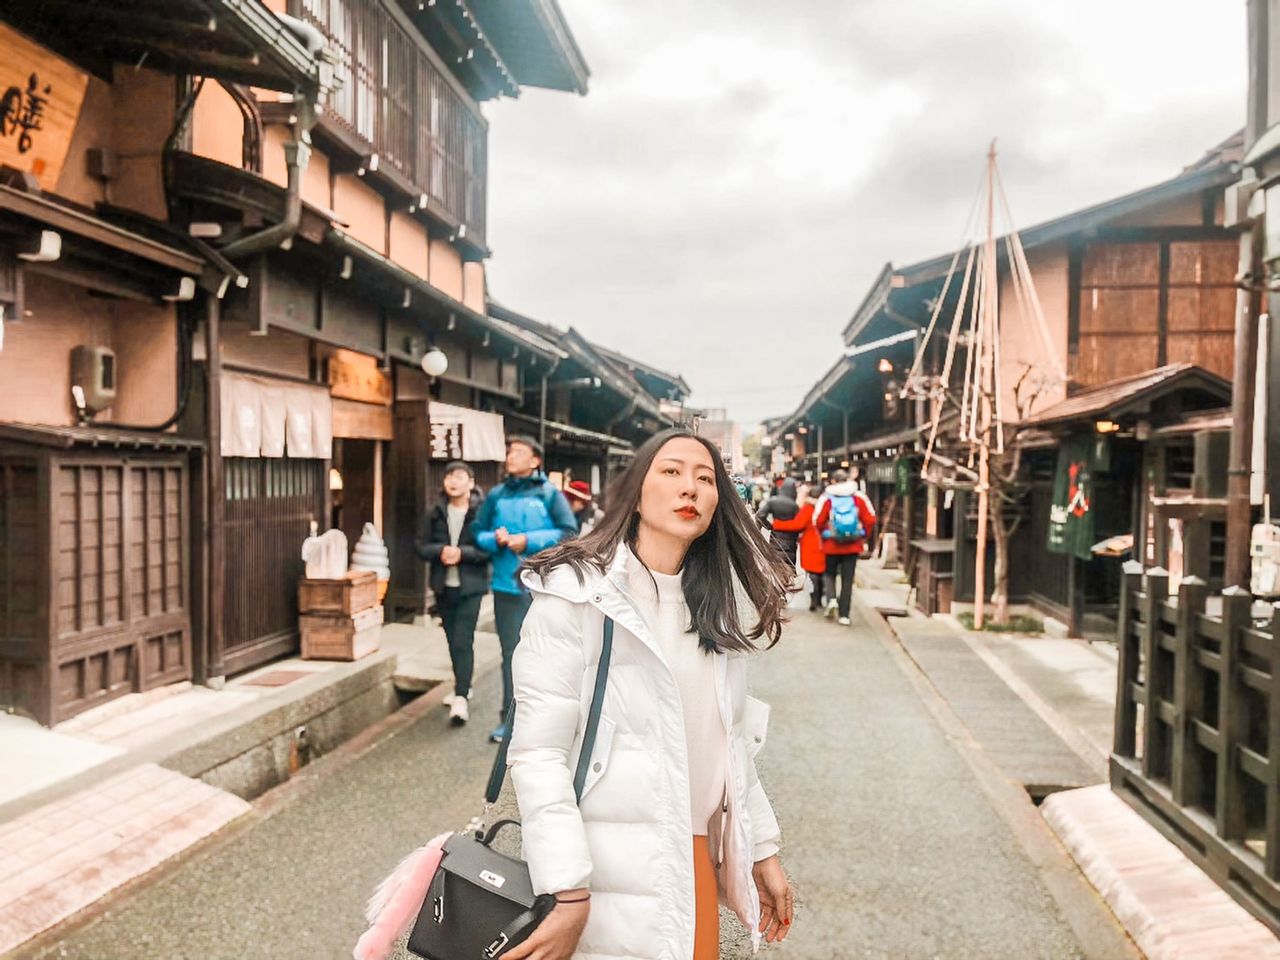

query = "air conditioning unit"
[70,345,116,415]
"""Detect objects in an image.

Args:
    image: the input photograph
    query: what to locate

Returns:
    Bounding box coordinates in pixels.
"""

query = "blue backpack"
[824,494,865,543]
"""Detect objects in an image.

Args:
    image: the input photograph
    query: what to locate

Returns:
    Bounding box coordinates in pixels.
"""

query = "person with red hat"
[564,479,604,536]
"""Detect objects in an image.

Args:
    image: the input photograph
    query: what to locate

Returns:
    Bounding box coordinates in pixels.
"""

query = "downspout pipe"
[538,357,560,454]
[219,131,311,260]
[217,13,327,260]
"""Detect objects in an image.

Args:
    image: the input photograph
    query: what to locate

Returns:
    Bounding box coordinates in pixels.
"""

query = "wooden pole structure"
[973,142,997,630]
[1226,0,1270,586]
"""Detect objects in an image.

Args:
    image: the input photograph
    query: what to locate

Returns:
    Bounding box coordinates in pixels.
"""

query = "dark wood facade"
[0,435,196,725]
[221,456,326,674]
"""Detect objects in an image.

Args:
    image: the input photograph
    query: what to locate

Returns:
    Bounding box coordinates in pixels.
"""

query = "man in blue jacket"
[473,434,577,742]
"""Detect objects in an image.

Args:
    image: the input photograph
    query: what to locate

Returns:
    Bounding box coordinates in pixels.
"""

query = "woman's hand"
[753,855,793,944]
[502,891,589,960]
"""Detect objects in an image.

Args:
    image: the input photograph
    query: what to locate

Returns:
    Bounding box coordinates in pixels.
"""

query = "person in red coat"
[771,483,827,611]
[810,470,876,625]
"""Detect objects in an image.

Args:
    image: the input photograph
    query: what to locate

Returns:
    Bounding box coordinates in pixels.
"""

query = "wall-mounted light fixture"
[421,346,449,377]
[1095,419,1121,434]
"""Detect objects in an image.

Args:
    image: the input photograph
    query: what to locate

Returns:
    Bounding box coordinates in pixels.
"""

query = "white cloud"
[484,0,1246,425]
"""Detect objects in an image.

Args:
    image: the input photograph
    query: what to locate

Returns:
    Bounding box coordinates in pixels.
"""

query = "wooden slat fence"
[1113,562,1280,932]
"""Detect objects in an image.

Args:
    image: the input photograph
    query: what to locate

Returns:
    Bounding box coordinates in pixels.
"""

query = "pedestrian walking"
[771,481,827,611]
[564,479,604,536]
[811,469,876,625]
[472,435,577,743]
[755,476,800,566]
[505,428,795,960]
[414,461,489,726]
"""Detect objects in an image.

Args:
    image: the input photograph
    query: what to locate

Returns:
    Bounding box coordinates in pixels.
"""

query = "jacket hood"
[778,479,798,500]
[825,480,859,496]
[521,545,763,656]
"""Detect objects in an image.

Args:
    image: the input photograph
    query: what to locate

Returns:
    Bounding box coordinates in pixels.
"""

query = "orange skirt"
[692,836,719,960]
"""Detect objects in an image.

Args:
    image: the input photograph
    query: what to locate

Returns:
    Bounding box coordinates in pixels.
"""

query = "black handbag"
[407,617,615,960]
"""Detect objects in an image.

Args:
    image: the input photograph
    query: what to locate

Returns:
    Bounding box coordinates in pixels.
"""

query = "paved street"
[35,605,1115,960]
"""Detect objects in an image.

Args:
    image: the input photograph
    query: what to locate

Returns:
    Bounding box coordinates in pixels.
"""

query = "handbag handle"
[485,617,615,806]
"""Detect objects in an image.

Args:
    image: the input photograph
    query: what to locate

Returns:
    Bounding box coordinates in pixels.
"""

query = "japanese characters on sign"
[1,73,50,154]
[328,349,393,405]
[429,420,464,460]
[0,24,90,191]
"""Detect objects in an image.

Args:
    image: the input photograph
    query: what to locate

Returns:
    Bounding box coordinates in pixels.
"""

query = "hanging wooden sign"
[328,348,393,405]
[0,24,89,192]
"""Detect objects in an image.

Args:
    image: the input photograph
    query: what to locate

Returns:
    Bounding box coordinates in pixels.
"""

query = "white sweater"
[633,565,728,835]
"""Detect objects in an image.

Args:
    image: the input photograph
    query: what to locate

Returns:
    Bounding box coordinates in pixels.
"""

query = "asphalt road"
[37,605,1104,960]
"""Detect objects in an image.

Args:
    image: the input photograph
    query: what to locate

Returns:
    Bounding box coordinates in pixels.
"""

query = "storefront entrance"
[221,457,325,675]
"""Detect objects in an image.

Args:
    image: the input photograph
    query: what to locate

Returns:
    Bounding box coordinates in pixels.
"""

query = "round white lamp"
[421,347,448,377]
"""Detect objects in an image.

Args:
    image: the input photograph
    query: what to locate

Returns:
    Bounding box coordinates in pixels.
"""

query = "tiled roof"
[1019,364,1230,428]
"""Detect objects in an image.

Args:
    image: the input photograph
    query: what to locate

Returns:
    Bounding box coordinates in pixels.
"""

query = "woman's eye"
[698,475,713,484]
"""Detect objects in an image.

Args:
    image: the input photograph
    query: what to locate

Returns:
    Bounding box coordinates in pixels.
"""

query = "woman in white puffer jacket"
[503,430,796,960]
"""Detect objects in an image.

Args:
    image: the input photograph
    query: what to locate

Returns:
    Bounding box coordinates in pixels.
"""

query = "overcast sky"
[484,0,1246,428]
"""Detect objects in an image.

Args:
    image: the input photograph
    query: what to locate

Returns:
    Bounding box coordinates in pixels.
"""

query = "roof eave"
[841,262,894,346]
[525,0,590,94]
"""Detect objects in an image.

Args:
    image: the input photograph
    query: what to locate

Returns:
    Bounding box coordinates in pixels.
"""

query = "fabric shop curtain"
[221,372,332,459]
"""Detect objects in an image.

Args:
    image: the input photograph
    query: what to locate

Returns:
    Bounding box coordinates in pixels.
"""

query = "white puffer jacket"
[509,547,781,960]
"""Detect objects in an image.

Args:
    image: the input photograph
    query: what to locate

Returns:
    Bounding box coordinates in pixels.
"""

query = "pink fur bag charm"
[353,832,451,960]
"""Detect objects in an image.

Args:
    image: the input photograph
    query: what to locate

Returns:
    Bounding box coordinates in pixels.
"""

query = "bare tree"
[985,365,1050,623]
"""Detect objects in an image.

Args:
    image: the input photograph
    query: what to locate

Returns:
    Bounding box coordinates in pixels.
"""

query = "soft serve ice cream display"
[350,522,392,601]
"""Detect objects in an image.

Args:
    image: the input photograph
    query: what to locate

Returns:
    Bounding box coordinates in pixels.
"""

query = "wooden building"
[488,300,689,499]
[772,134,1245,636]
[0,0,600,724]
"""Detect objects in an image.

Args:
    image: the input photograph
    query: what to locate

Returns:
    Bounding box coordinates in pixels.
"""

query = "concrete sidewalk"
[851,556,1280,959]
[0,613,497,956]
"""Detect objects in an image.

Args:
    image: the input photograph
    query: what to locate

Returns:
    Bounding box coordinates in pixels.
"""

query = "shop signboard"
[0,23,89,191]
[328,349,392,405]
[1047,434,1095,561]
[429,420,464,460]
[428,402,506,461]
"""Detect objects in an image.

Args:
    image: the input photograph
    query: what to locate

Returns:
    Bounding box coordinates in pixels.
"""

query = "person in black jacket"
[415,461,491,726]
[755,476,801,565]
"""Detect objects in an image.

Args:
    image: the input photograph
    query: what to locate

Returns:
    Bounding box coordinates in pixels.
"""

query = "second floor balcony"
[293,0,488,251]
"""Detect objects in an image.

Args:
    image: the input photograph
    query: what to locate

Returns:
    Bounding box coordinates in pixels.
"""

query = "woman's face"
[638,437,719,544]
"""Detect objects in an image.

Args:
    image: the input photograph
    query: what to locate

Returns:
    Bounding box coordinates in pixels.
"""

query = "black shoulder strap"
[572,618,614,800]
[485,617,615,805]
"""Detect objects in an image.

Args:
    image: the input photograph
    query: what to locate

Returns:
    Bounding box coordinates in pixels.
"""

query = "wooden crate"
[300,605,383,661]
[298,570,379,615]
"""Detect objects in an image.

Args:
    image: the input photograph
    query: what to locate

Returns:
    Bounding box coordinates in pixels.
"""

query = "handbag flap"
[439,833,539,908]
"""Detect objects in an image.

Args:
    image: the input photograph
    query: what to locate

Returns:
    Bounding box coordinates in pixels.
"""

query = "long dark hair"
[524,428,795,653]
